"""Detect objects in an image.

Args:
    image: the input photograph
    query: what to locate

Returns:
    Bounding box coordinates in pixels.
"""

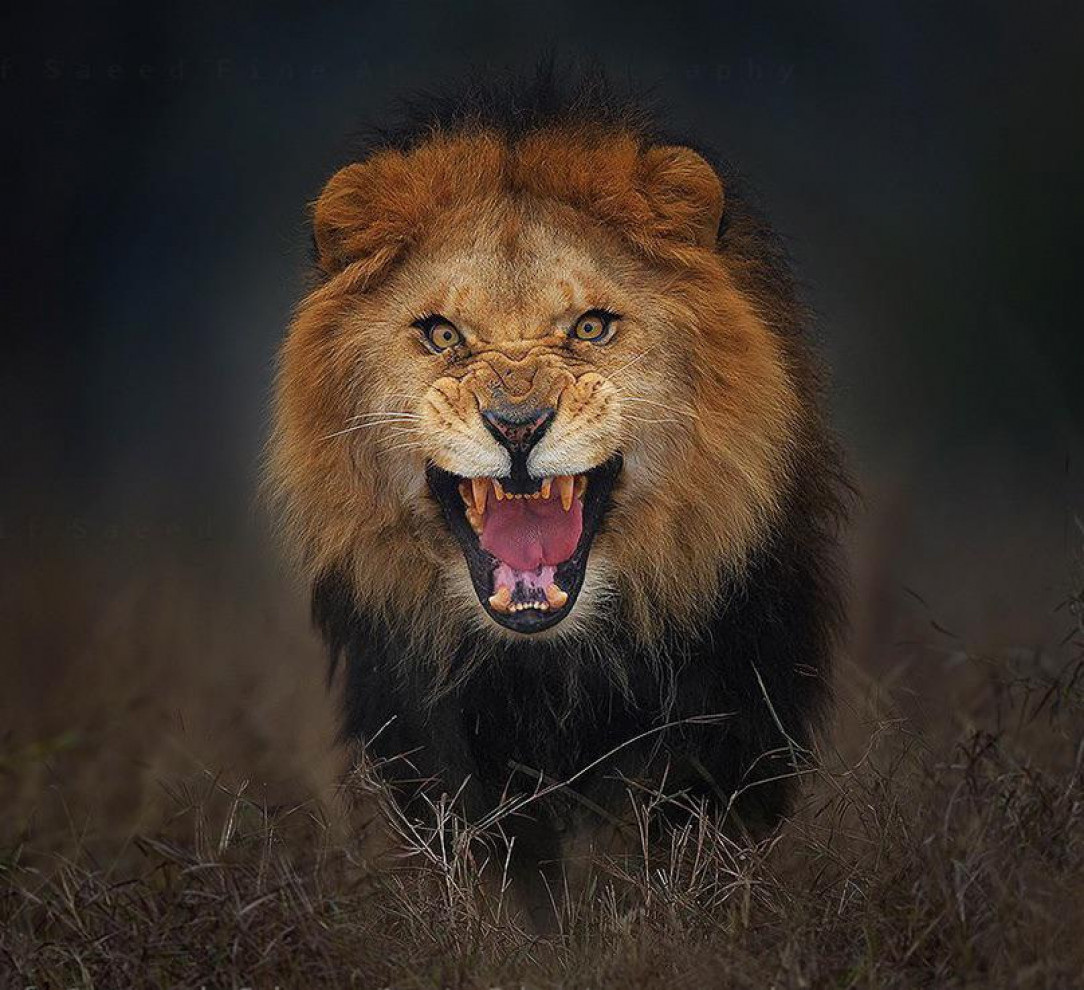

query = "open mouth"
[426,456,622,633]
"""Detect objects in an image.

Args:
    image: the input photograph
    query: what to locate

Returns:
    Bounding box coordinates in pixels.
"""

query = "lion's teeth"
[493,595,552,613]
[492,479,505,501]
[556,475,574,511]
[488,586,512,613]
[574,475,587,499]
[465,508,484,535]
[541,477,552,500]
[458,480,473,507]
[471,477,489,514]
[545,583,568,609]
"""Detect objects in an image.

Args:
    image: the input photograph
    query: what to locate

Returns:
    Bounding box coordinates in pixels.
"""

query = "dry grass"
[2,532,1084,988]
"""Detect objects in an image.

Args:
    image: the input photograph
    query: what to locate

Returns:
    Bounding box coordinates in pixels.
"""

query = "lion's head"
[271,123,803,651]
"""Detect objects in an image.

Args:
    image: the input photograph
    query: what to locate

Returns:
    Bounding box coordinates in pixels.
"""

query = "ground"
[2,521,1083,989]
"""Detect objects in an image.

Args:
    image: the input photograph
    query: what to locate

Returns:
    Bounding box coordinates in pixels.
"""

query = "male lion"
[271,74,846,901]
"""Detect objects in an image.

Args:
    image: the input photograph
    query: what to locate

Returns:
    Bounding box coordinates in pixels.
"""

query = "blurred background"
[3,1,1083,834]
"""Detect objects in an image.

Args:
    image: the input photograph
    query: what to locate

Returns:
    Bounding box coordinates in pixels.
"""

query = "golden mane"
[270,124,817,658]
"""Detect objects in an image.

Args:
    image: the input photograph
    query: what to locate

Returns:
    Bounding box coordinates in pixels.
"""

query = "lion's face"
[273,131,799,646]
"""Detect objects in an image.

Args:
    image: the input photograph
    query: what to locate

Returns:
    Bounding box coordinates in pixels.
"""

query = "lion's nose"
[482,406,555,482]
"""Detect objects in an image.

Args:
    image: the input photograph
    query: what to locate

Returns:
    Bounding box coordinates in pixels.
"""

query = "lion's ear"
[312,153,412,277]
[638,146,724,249]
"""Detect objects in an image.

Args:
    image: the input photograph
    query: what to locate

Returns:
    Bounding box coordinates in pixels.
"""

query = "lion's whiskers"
[608,343,660,379]
[619,395,701,420]
[347,411,423,421]
[623,413,684,426]
[320,419,423,442]
[379,440,429,456]
[602,350,702,422]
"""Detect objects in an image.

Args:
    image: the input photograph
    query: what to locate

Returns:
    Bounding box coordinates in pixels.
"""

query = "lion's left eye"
[571,310,619,344]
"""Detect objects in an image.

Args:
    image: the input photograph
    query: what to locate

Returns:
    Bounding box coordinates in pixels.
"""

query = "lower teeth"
[488,589,563,614]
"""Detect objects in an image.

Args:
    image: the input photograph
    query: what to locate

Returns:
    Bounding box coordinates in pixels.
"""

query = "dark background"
[4,0,1083,635]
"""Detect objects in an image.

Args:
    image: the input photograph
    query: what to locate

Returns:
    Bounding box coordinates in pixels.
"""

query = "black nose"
[482,407,554,483]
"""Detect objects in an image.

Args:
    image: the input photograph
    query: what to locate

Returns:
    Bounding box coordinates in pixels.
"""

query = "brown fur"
[270,126,802,657]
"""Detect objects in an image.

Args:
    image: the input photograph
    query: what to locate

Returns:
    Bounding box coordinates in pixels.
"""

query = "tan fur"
[270,128,799,658]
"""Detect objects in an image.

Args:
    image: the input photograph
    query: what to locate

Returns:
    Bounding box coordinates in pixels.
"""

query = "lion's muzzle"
[481,406,555,493]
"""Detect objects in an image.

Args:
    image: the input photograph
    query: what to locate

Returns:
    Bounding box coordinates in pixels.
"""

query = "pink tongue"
[479,496,583,572]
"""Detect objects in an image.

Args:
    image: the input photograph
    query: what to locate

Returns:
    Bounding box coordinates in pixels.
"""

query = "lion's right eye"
[415,315,462,353]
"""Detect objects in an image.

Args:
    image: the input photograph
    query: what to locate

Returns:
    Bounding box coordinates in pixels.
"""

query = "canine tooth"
[471,477,489,514]
[493,479,505,501]
[488,586,512,613]
[541,478,552,499]
[545,583,569,609]
[465,508,484,535]
[458,481,473,507]
[556,475,574,511]
[575,475,587,499]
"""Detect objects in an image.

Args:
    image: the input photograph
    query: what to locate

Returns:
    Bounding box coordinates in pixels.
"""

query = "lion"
[270,73,846,904]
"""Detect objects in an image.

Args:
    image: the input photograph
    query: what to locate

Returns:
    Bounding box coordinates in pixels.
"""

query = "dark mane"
[359,62,656,154]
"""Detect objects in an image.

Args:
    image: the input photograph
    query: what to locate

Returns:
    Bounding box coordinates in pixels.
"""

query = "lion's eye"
[571,310,618,344]
[416,315,462,353]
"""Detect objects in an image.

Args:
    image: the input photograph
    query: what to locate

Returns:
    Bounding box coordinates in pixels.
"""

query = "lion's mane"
[271,70,848,847]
